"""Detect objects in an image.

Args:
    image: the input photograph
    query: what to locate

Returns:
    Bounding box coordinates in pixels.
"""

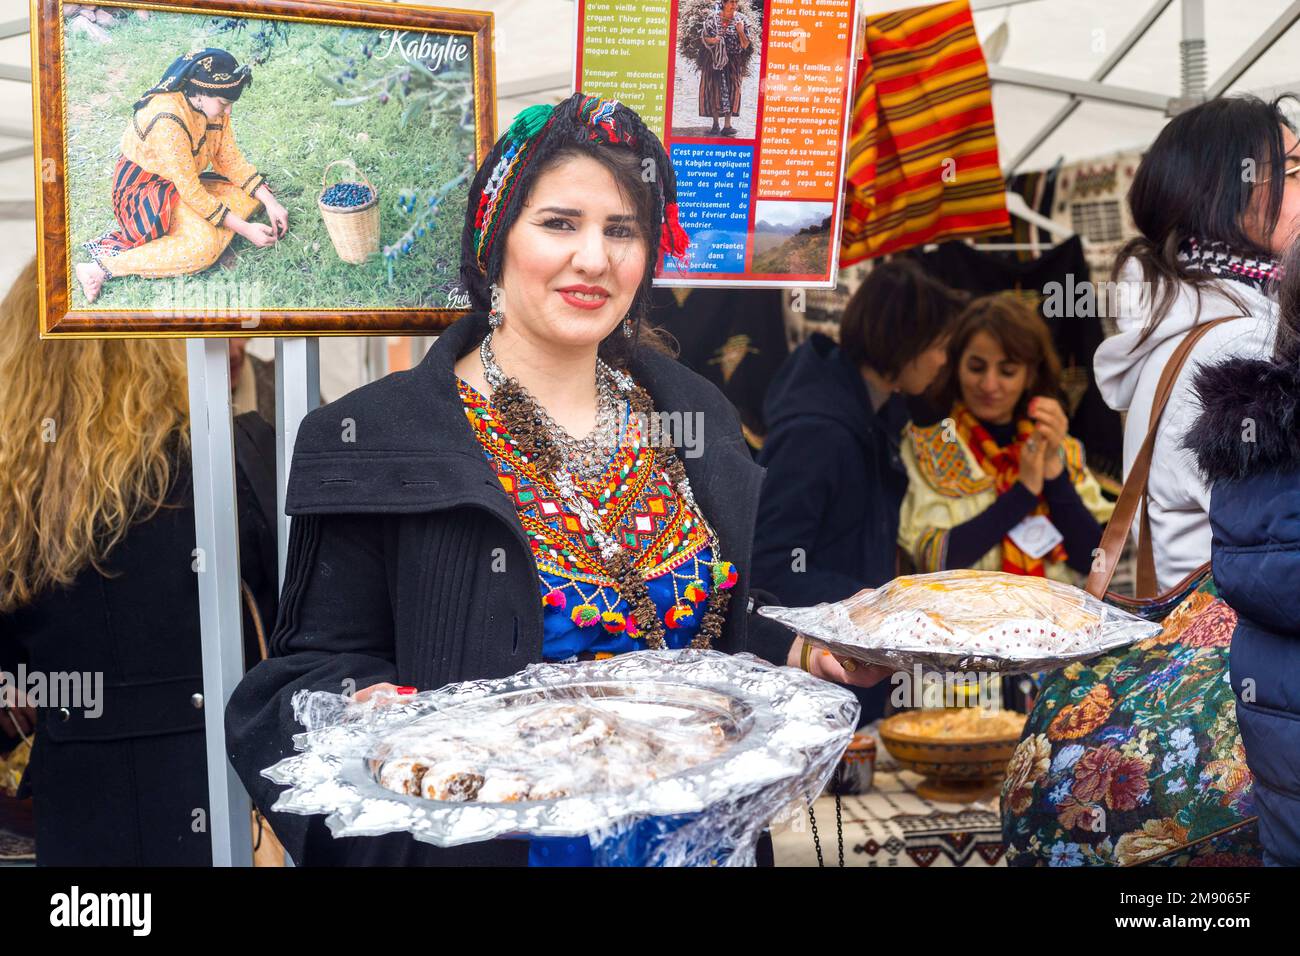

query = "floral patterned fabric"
[1001,575,1263,866]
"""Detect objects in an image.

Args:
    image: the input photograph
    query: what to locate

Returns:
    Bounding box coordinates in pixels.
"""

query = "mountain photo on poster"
[750,200,831,274]
[671,0,762,140]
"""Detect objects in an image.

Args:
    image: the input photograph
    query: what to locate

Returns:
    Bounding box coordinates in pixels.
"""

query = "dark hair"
[459,100,679,368]
[930,293,1062,421]
[840,258,967,377]
[1114,94,1298,345]
[1276,239,1300,363]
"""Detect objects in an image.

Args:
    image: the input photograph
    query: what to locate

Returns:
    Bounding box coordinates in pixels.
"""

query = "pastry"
[846,571,1100,655]
[420,767,486,802]
[375,698,727,803]
[476,772,531,803]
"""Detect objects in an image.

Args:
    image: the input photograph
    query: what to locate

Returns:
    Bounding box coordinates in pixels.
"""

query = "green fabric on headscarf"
[506,104,554,145]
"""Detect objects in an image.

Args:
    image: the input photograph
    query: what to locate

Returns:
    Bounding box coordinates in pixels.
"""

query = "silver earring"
[488,282,504,329]
[623,316,634,338]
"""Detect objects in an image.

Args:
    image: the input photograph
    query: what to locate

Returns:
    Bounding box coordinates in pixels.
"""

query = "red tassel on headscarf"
[659,202,690,259]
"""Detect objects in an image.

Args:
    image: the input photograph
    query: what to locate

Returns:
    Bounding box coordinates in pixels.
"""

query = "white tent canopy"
[5,0,1300,313]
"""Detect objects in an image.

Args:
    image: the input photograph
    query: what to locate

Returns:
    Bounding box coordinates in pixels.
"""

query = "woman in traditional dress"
[226,93,884,867]
[698,0,751,136]
[898,293,1112,584]
[76,48,289,304]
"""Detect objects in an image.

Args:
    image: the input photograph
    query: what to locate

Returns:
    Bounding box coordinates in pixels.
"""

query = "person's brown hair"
[840,259,967,377]
[929,292,1063,421]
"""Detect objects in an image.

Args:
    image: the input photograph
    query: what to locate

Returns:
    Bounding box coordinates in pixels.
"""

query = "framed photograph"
[32,0,496,337]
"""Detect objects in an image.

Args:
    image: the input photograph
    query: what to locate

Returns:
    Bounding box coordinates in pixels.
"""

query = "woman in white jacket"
[1094,95,1300,591]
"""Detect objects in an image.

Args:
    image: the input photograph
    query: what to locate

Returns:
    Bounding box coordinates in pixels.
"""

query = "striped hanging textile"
[841,0,1009,264]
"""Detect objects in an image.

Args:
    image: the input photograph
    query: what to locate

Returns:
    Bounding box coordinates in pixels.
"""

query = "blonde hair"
[0,260,191,612]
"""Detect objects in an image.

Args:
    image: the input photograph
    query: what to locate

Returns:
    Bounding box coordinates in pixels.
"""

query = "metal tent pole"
[186,338,251,868]
[273,337,320,868]
[274,338,321,584]
[1004,0,1175,174]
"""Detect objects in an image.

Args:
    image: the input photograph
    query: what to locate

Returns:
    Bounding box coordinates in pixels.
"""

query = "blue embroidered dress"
[457,378,739,865]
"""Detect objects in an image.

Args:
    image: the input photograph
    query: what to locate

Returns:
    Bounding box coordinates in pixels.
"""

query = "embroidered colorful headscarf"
[134,48,253,112]
[461,92,690,311]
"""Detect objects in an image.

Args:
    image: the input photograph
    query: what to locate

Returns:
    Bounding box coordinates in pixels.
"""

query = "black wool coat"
[226,312,795,866]
[0,414,278,865]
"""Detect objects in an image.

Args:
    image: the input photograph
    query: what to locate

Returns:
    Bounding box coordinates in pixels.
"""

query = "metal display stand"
[186,336,320,867]
[185,338,252,868]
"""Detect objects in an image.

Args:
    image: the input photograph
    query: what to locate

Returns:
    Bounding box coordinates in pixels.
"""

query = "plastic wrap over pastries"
[758,570,1161,674]
[263,650,859,865]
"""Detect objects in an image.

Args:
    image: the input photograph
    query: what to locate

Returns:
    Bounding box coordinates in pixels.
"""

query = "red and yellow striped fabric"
[841,0,1009,264]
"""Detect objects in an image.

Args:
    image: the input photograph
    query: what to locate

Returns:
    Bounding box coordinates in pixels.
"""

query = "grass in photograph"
[63,9,477,311]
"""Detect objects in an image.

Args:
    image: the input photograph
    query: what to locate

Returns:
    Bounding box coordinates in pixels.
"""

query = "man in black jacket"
[752,260,966,722]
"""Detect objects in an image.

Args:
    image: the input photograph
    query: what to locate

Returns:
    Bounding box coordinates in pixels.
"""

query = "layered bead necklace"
[478,327,733,650]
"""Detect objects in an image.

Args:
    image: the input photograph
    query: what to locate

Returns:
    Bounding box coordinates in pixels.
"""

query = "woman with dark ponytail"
[1095,95,1300,592]
[226,93,882,867]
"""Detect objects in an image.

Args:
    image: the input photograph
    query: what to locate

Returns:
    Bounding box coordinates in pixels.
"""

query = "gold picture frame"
[33,0,496,337]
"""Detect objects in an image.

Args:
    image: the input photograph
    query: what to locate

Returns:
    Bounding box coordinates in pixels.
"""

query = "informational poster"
[574,0,861,288]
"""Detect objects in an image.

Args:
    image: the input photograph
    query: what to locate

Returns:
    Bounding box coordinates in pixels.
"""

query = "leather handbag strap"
[1085,317,1239,599]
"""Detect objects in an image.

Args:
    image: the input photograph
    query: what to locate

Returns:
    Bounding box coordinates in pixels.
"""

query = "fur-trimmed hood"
[1186,356,1300,482]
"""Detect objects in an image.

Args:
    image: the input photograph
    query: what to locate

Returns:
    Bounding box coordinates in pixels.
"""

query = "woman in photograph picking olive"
[76,48,289,304]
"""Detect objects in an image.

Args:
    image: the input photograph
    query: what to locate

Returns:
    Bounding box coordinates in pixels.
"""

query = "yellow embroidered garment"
[89,92,265,279]
[898,414,1114,582]
[121,92,263,227]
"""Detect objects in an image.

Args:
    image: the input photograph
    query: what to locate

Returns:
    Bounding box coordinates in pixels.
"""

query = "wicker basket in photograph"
[318,159,380,265]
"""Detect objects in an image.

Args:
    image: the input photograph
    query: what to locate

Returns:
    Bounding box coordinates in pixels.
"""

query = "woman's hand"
[736,19,750,48]
[0,702,35,739]
[264,198,289,239]
[1018,432,1048,496]
[237,220,278,248]
[352,682,416,703]
[786,637,892,688]
[1028,396,1069,480]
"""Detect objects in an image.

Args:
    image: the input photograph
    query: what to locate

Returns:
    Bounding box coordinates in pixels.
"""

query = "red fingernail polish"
[396,686,417,695]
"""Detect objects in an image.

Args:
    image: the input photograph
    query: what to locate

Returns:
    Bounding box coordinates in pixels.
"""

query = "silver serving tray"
[264,650,858,849]
[758,599,1160,675]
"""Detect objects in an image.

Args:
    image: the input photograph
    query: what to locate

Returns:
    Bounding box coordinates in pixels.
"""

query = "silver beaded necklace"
[477,325,729,628]
[479,328,631,482]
